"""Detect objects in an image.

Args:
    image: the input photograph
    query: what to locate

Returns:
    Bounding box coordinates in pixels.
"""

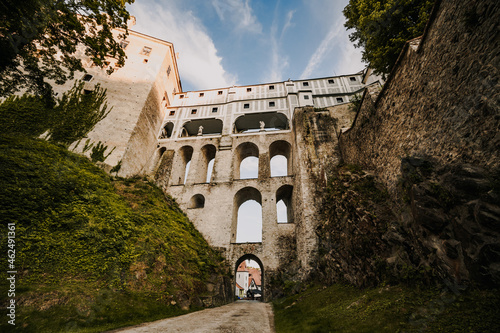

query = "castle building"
[149,68,382,301]
[52,20,182,177]
[50,21,382,300]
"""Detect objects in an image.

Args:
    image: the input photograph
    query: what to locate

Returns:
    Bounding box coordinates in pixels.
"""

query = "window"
[141,46,152,55]
[212,107,218,113]
[179,94,184,99]
[303,82,309,86]
[269,85,275,90]
[199,92,204,97]
[304,95,309,100]
[120,40,129,49]
[143,59,148,63]
[191,109,197,114]
[336,97,344,103]
[218,90,223,95]
[169,110,175,116]
[328,79,334,84]
[244,103,250,109]
[350,77,356,82]
[167,65,171,77]
[247,88,252,92]
[269,101,275,107]
[82,74,93,82]
[189,194,205,209]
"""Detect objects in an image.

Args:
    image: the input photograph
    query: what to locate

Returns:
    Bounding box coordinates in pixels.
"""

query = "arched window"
[240,156,258,179]
[197,144,216,183]
[159,122,174,139]
[269,140,292,176]
[276,185,293,223]
[171,146,193,185]
[233,112,289,133]
[180,118,223,137]
[235,142,259,179]
[232,187,262,243]
[189,194,205,208]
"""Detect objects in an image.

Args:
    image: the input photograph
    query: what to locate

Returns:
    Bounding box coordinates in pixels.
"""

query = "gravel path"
[109,301,275,333]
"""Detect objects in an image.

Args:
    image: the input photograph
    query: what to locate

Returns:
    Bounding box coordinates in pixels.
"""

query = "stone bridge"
[148,75,378,300]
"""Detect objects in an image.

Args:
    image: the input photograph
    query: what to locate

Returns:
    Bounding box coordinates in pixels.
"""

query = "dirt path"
[109,301,275,333]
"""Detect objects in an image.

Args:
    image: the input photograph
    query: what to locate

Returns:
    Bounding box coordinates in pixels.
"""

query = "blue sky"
[128,0,365,92]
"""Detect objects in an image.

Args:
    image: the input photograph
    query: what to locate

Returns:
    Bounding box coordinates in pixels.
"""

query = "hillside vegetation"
[0,135,230,333]
[274,164,500,332]
[273,283,500,333]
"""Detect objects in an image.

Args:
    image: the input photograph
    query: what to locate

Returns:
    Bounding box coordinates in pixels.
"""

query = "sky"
[128,0,364,242]
[127,0,365,92]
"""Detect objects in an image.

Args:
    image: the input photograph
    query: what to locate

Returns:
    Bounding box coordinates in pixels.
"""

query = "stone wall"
[340,0,499,192]
[292,107,342,277]
[339,0,500,286]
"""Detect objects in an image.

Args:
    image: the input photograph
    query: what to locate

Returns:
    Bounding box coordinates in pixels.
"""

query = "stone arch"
[180,118,223,137]
[171,145,193,185]
[232,187,262,243]
[188,194,205,209]
[195,144,216,183]
[233,112,289,133]
[151,146,167,174]
[235,142,259,179]
[269,140,292,176]
[159,122,174,139]
[276,185,293,223]
[234,254,264,301]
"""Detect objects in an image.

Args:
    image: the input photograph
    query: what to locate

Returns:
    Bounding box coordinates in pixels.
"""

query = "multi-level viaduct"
[147,74,381,300]
[65,0,498,301]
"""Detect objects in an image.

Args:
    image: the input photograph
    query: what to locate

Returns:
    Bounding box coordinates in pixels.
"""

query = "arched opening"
[232,187,262,243]
[171,146,193,185]
[235,142,259,179]
[189,194,205,209]
[234,254,264,301]
[157,147,166,161]
[270,155,287,177]
[276,185,293,223]
[233,112,289,133]
[269,140,292,176]
[240,156,258,179]
[180,118,223,137]
[196,144,216,183]
[152,147,167,174]
[159,122,174,139]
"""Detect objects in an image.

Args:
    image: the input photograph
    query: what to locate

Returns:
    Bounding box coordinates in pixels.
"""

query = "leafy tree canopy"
[0,81,110,147]
[343,0,435,77]
[0,0,134,98]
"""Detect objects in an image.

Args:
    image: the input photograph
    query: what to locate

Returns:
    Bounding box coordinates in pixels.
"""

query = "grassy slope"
[273,283,500,333]
[0,135,229,332]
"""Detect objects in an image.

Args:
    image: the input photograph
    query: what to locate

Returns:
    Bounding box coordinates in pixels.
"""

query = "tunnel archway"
[234,254,264,302]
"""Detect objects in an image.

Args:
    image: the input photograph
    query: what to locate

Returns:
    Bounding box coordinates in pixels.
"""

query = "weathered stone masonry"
[149,75,376,300]
[339,0,500,286]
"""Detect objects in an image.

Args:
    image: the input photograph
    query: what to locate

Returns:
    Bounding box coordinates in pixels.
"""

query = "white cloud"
[211,0,262,34]
[300,0,364,77]
[300,20,343,79]
[265,9,295,82]
[334,27,365,75]
[280,9,295,40]
[129,0,236,91]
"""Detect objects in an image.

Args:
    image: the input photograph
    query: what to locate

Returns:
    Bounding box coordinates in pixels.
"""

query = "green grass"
[0,135,229,332]
[273,284,500,333]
